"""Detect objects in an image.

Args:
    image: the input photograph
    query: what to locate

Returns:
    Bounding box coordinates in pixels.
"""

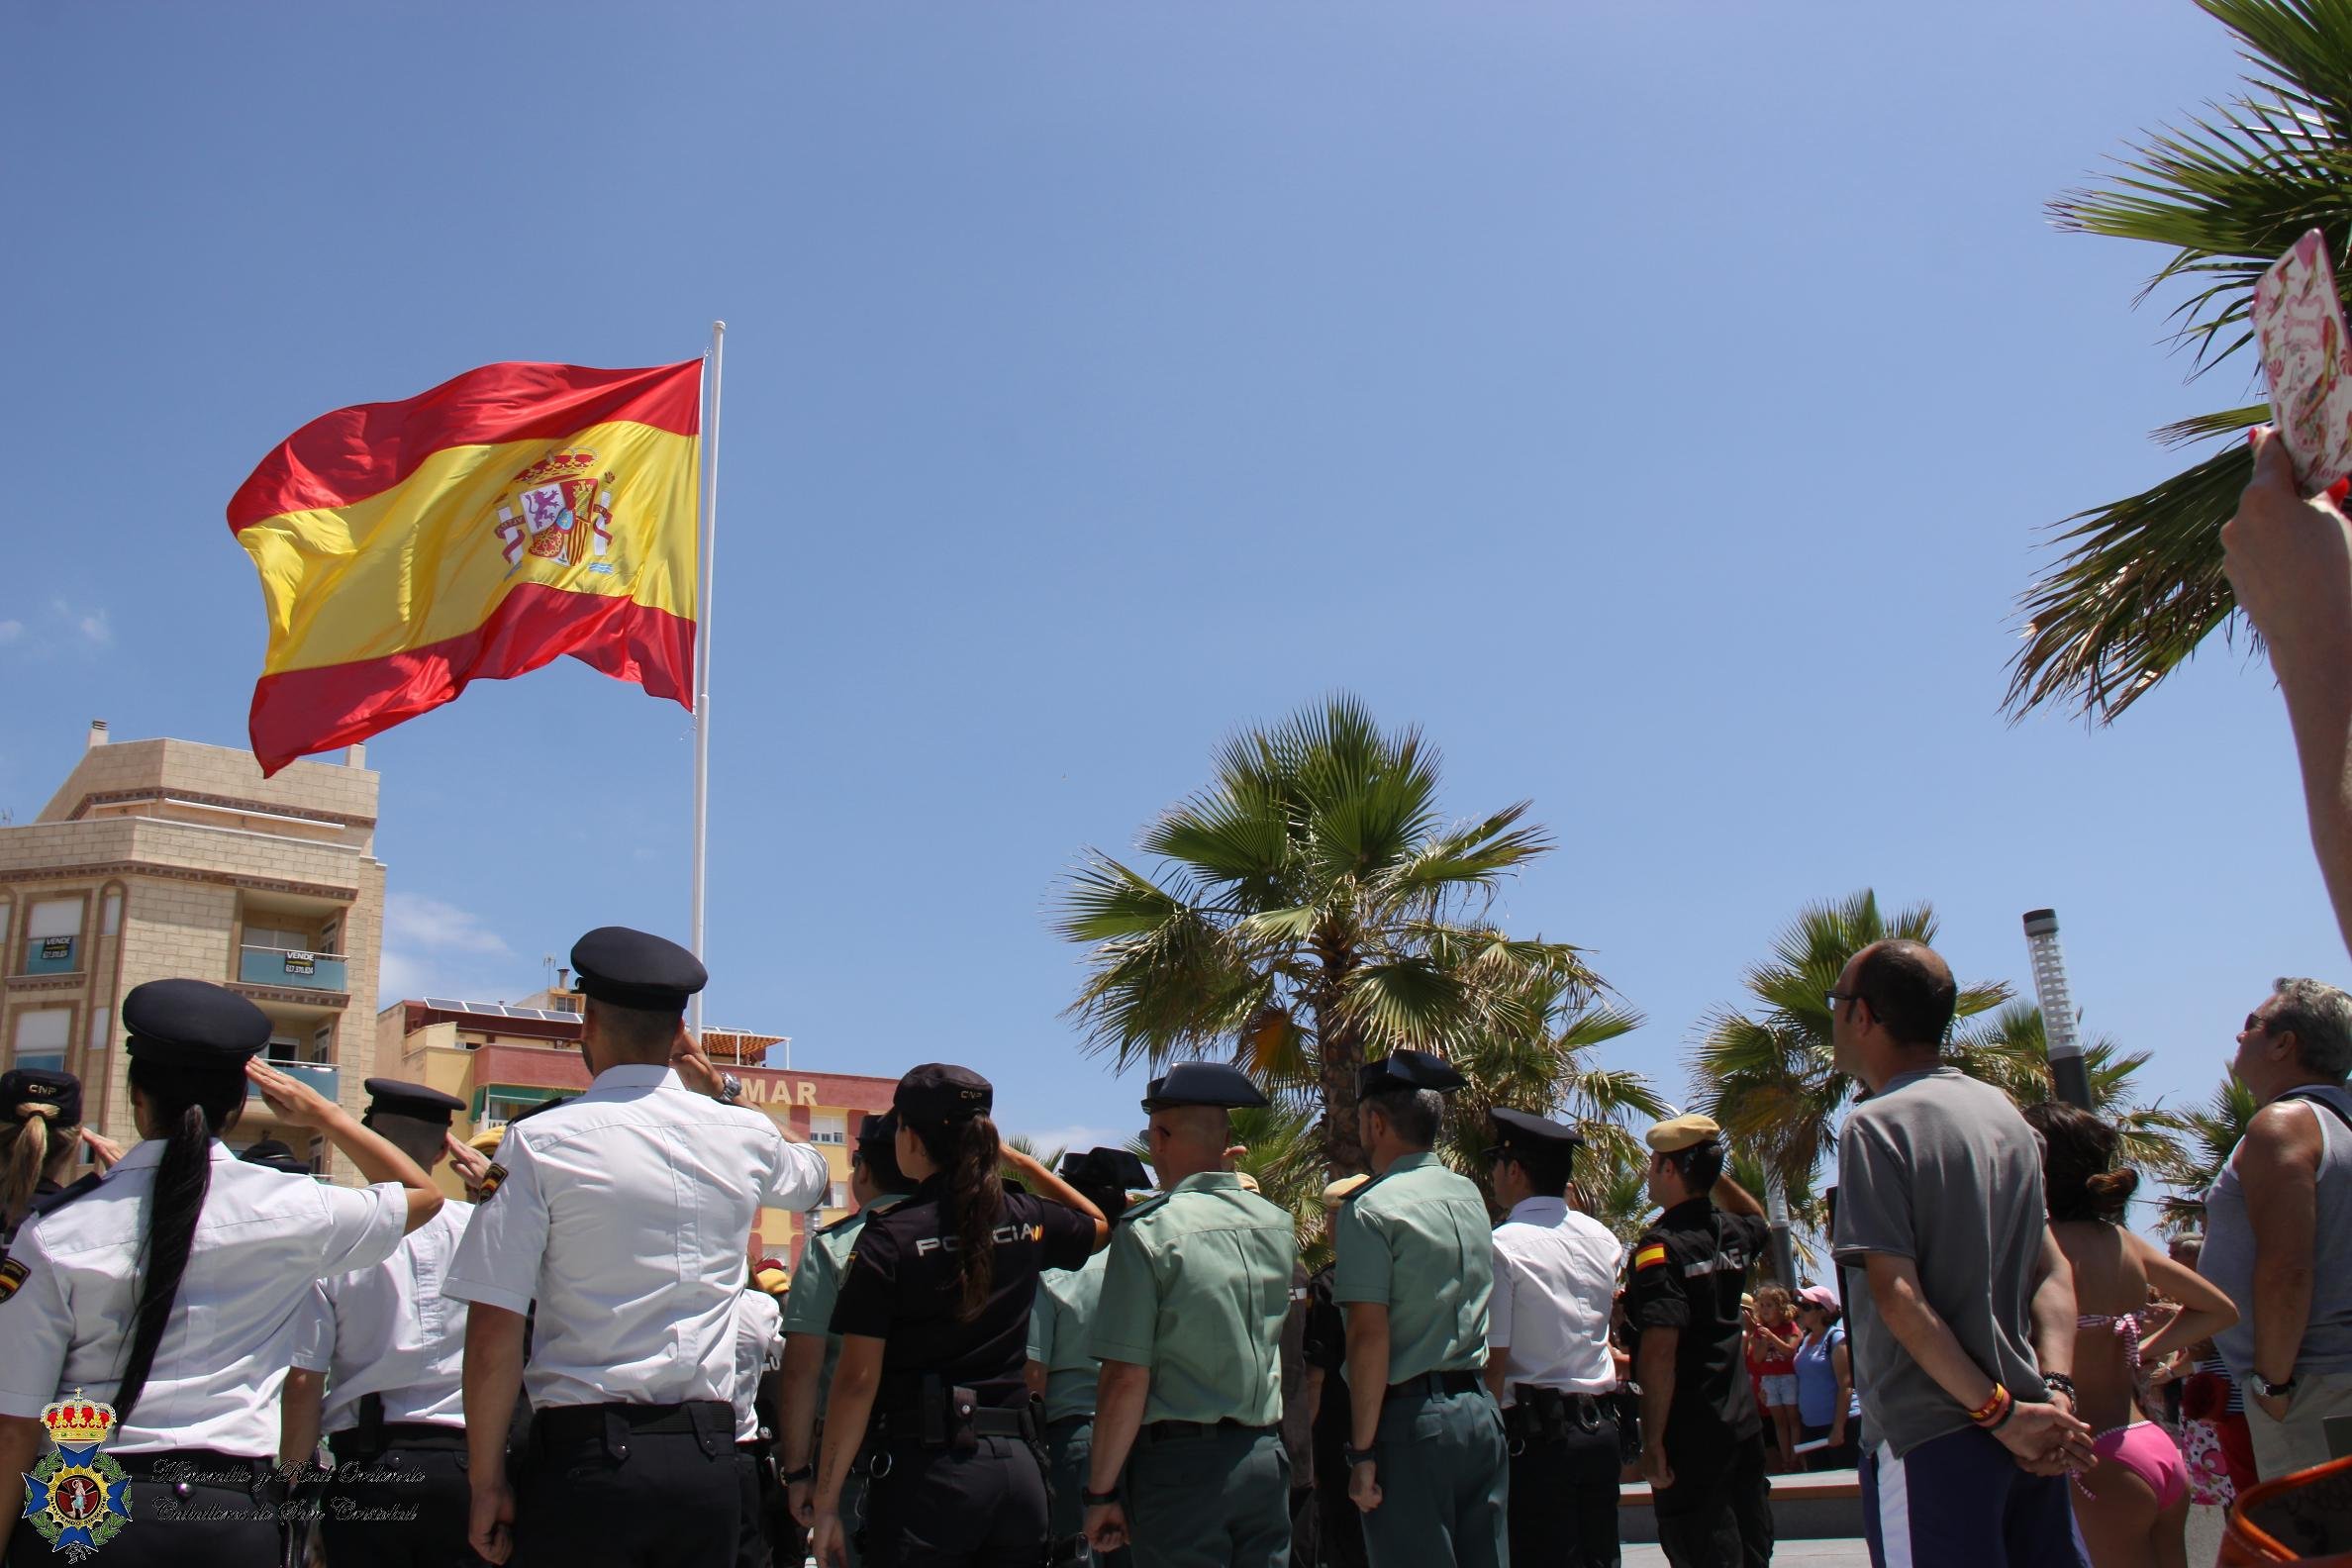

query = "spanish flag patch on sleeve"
[0,1256,28,1302]
[1633,1243,1668,1272]
[477,1163,509,1201]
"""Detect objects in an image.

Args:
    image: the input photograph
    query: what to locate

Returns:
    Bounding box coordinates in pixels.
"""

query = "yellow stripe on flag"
[238,420,699,676]
[1633,1243,1667,1272]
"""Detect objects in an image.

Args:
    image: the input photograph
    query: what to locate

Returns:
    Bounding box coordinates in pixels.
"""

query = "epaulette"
[1341,1172,1389,1205]
[1116,1191,1171,1225]
[26,1172,102,1219]
[815,1211,866,1238]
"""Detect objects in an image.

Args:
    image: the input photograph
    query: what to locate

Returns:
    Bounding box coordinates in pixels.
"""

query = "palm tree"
[2009,0,2351,722]
[1946,1003,2195,1182]
[1691,892,2010,1194]
[1441,988,1671,1189]
[1055,694,1601,1176]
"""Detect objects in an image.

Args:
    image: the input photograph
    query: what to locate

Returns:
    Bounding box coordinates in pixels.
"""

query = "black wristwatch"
[1081,1489,1121,1508]
[781,1462,815,1484]
[1344,1445,1378,1467]
[2255,1373,2299,1399]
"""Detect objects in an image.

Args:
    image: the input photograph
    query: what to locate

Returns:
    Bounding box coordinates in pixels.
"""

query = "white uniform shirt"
[730,1289,784,1444]
[0,1140,408,1454]
[293,1199,474,1433]
[1487,1196,1620,1402]
[444,1064,830,1411]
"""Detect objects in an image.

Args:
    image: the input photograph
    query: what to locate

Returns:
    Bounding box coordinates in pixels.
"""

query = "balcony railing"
[239,945,347,992]
[23,935,77,975]
[248,1058,339,1106]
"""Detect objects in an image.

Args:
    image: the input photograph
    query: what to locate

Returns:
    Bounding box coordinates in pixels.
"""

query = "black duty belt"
[1385,1369,1483,1402]
[871,1374,1038,1448]
[328,1421,467,1460]
[1139,1418,1276,1442]
[1503,1387,1613,1445]
[534,1400,733,1458]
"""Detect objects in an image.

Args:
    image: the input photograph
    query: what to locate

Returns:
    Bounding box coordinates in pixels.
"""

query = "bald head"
[1850,938,1957,1049]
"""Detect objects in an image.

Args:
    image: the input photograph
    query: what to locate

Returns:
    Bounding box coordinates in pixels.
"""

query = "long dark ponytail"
[115,1059,243,1426]
[912,1113,1004,1322]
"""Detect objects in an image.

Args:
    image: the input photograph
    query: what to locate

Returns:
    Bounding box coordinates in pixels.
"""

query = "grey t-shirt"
[1831,1066,2051,1458]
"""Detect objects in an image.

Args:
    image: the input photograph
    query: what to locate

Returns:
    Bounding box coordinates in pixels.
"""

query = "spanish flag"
[230,358,702,775]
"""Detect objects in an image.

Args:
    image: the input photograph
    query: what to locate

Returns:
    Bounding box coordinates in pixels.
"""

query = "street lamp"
[2021,909,2096,1111]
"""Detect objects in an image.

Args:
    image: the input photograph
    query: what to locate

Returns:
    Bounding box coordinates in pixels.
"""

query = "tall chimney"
[86,720,108,749]
[344,741,366,768]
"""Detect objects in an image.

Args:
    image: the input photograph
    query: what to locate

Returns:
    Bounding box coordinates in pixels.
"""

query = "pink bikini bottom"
[2082,1421,2186,1511]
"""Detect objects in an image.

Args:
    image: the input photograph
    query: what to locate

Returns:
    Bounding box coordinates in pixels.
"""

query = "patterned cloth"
[2184,1418,2236,1509]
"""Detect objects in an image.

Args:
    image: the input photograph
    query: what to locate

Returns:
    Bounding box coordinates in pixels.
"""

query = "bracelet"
[1966,1383,2011,1428]
[781,1463,815,1484]
[1081,1489,1121,1508]
[2041,1374,2076,1402]
[1986,1393,2016,1431]
[1344,1445,1378,1467]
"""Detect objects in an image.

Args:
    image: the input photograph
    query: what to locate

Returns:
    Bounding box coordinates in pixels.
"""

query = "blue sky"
[1,3,2330,1187]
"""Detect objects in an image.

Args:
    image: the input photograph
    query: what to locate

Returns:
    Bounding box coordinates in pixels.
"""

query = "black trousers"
[7,1450,281,1568]
[735,1450,775,1568]
[1508,1412,1622,1568]
[512,1402,738,1568]
[321,1437,485,1567]
[861,1432,1049,1568]
[1652,1433,1772,1568]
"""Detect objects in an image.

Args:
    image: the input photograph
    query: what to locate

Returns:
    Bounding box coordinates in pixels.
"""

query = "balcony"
[247,1057,339,1107]
[23,935,78,976]
[239,945,347,992]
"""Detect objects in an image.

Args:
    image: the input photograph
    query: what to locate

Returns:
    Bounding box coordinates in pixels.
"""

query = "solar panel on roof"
[424,997,463,1011]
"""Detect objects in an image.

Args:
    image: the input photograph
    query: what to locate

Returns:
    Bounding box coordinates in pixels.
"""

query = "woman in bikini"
[2021,1103,2238,1568]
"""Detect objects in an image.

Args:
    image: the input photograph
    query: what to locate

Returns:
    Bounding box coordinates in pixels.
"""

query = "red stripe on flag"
[246,583,694,775]
[228,359,701,533]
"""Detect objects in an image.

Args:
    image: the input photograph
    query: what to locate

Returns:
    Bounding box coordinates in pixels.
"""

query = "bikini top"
[2076,1311,2143,1375]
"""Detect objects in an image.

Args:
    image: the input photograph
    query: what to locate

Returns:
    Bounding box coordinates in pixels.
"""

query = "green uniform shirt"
[1331,1151,1494,1382]
[1087,1171,1296,1426]
[1028,1249,1109,1423]
[782,1195,906,1404]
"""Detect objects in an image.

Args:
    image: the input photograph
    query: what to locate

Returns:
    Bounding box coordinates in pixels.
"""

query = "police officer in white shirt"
[445,927,830,1568]
[284,1076,478,1568]
[1484,1108,1624,1568]
[0,978,443,1567]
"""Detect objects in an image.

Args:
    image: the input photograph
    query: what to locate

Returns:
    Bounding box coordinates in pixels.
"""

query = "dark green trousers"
[1359,1388,1508,1568]
[1126,1423,1291,1568]
[1045,1415,1133,1567]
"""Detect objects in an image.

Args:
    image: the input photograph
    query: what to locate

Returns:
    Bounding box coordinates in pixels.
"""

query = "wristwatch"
[718,1072,744,1105]
[1081,1489,1121,1508]
[1344,1445,1378,1467]
[2255,1372,2299,1399]
[781,1462,815,1485]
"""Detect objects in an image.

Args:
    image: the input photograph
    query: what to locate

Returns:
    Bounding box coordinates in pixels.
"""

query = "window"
[12,1009,70,1074]
[314,918,340,956]
[827,1181,848,1211]
[86,1009,108,1053]
[310,1024,335,1064]
[25,899,81,973]
[244,924,309,953]
[482,1094,546,1123]
[100,892,122,936]
[810,1111,846,1145]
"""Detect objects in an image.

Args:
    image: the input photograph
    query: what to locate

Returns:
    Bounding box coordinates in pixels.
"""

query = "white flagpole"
[690,321,725,1038]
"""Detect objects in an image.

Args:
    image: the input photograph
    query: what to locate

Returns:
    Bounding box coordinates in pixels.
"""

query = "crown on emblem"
[512,449,605,488]
[40,1392,115,1448]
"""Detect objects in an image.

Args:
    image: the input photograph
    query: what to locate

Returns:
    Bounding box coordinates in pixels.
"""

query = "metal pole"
[2022,909,2095,1111]
[690,321,725,1039]
[1765,1172,1798,1285]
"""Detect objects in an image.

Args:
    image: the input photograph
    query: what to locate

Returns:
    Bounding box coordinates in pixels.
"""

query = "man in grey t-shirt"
[1826,939,2094,1568]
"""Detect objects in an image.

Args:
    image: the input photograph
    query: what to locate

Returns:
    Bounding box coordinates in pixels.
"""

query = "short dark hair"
[586,996,681,1059]
[1498,1146,1573,1198]
[1657,1138,1724,1196]
[1364,1087,1441,1148]
[1852,940,1957,1048]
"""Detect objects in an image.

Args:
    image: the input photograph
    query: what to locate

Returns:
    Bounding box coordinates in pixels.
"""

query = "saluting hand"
[443,1132,493,1189]
[1348,1459,1383,1514]
[245,1059,340,1128]
[668,1040,726,1099]
[1085,1501,1130,1553]
[469,1475,516,1564]
[79,1127,126,1170]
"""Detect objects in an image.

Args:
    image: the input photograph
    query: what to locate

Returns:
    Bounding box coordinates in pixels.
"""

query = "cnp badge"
[22,1391,131,1561]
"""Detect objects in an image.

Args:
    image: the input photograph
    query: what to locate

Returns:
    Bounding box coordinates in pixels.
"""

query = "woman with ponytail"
[812,1064,1112,1568]
[2021,1102,2237,1568]
[0,978,442,1566]
[0,1067,88,1245]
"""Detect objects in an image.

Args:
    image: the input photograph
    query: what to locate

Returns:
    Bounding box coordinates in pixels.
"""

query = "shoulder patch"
[0,1256,27,1303]
[1632,1242,1668,1272]
[477,1162,510,1201]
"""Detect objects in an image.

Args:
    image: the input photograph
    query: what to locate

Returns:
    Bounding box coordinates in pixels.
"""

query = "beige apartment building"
[0,722,384,1178]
